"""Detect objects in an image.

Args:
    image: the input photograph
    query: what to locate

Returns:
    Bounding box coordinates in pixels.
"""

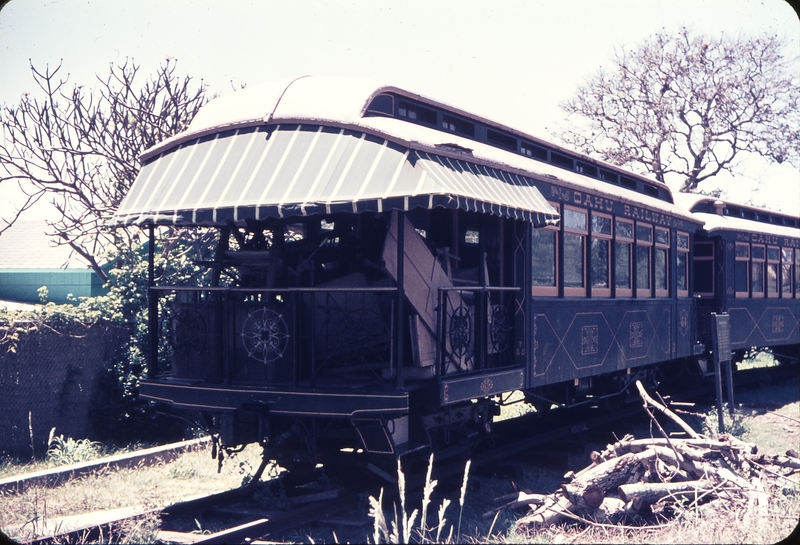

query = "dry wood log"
[715,466,754,490]
[588,497,627,524]
[483,491,548,518]
[636,381,701,439]
[754,453,800,469]
[590,450,607,464]
[617,480,716,504]
[561,449,666,511]
[787,448,800,459]
[516,494,574,530]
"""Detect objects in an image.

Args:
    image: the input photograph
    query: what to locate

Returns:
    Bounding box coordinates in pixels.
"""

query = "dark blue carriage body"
[110,77,798,462]
[679,197,800,358]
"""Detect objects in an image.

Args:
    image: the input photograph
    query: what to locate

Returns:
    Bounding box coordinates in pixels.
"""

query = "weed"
[367,455,471,544]
[46,434,104,466]
[701,403,749,438]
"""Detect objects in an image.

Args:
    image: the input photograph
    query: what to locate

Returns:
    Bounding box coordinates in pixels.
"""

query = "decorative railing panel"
[437,287,519,375]
[153,287,396,385]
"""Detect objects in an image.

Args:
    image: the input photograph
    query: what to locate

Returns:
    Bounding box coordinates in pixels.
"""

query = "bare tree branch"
[554,28,800,194]
[0,58,208,281]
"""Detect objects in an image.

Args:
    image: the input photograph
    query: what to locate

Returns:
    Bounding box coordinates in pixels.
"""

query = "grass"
[0,434,161,480]
[367,455,473,544]
[1,357,796,544]
[0,441,263,543]
[506,370,800,545]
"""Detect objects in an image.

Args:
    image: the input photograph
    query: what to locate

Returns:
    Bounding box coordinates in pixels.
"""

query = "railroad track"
[11,362,797,544]
[0,437,210,494]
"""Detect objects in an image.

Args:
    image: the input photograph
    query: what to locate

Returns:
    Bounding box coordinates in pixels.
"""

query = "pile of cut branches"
[499,381,800,531]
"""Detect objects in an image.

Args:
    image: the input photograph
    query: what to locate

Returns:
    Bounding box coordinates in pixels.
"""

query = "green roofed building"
[0,220,106,304]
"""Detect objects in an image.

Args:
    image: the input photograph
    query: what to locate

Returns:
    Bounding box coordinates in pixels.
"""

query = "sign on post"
[710,313,734,433]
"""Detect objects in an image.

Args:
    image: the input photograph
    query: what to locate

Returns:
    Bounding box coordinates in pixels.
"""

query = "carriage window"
[735,243,750,297]
[751,244,765,296]
[532,225,558,296]
[590,213,612,297]
[636,223,653,297]
[654,228,669,297]
[693,241,714,296]
[676,232,689,297]
[795,249,800,297]
[767,246,779,297]
[563,207,587,296]
[442,114,475,137]
[782,248,794,297]
[615,219,633,297]
[398,101,437,125]
[365,94,394,116]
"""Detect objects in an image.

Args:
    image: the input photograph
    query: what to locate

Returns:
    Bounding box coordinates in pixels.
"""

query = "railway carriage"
[110,76,798,472]
[674,194,800,365]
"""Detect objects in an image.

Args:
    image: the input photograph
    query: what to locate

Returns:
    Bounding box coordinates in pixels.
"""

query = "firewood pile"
[492,381,800,531]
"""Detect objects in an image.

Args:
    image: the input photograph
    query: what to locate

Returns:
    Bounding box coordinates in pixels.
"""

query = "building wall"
[0,269,105,304]
[0,322,125,458]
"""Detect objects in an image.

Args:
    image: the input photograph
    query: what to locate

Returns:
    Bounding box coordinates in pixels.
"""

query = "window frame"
[734,242,750,298]
[615,219,634,297]
[795,248,800,298]
[751,244,765,297]
[654,227,670,297]
[590,212,613,298]
[676,231,690,298]
[693,240,715,297]
[562,206,588,297]
[767,246,780,298]
[531,201,560,297]
[635,222,653,298]
[781,248,793,297]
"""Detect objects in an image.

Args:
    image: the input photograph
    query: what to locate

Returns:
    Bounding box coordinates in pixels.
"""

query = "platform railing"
[150,286,397,386]
[436,286,520,376]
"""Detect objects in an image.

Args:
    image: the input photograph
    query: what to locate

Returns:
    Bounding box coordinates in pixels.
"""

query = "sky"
[0,0,798,220]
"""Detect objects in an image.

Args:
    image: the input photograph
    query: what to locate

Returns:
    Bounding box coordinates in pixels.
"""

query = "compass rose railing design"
[241,307,290,364]
[438,286,518,375]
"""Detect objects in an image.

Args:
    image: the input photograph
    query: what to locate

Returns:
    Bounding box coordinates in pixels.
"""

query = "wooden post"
[710,313,732,432]
[148,225,158,378]
[724,359,735,415]
[395,210,405,390]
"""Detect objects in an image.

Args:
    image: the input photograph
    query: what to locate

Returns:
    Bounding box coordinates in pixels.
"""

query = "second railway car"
[110,76,800,472]
[674,194,800,366]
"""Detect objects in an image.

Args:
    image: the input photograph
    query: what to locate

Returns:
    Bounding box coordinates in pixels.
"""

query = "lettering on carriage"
[581,325,599,355]
[549,186,614,212]
[550,186,572,201]
[621,205,672,227]
[782,238,800,249]
[750,233,778,245]
[572,192,614,212]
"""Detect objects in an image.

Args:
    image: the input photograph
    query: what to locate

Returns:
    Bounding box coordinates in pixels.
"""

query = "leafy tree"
[0,58,208,281]
[556,29,800,193]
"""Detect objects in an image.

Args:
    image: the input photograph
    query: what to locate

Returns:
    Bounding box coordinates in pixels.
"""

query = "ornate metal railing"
[151,286,396,386]
[436,287,519,375]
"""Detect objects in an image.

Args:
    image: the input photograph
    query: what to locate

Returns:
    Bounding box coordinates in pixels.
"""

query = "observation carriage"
[110,76,800,472]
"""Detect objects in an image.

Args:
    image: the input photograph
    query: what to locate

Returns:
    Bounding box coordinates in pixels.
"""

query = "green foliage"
[46,434,104,466]
[0,230,215,446]
[701,403,749,439]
